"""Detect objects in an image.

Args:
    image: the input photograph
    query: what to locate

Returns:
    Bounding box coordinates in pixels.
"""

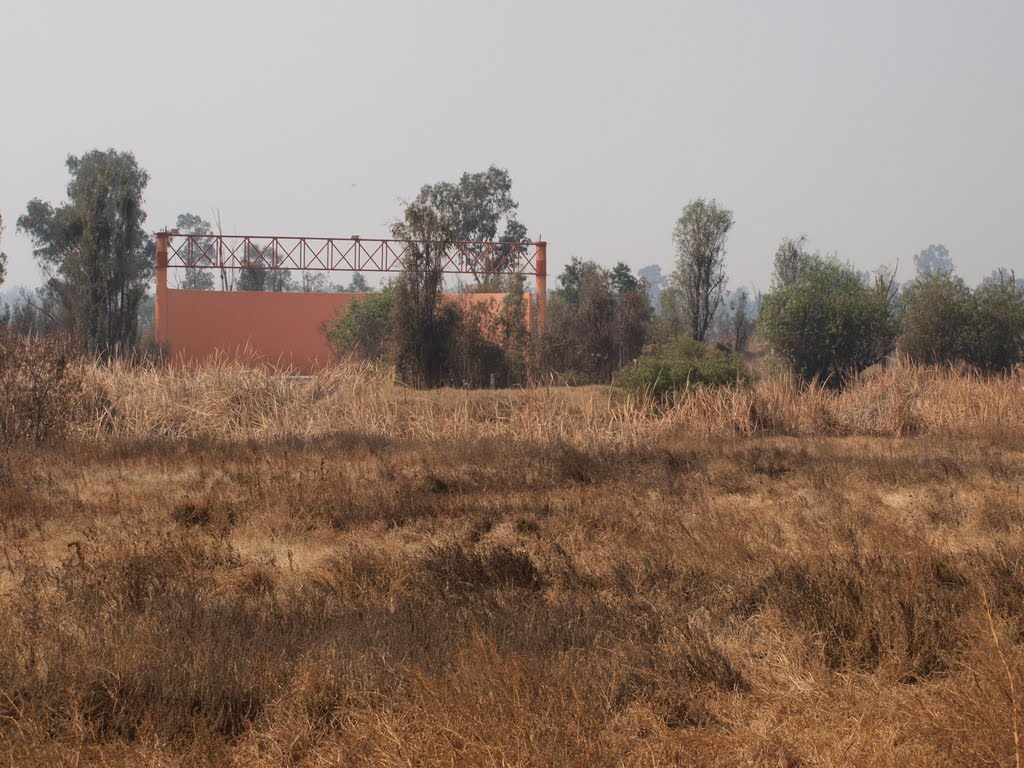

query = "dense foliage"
[17,150,154,355]
[898,271,1024,373]
[960,275,1024,373]
[670,199,733,342]
[615,337,748,397]
[542,258,651,383]
[759,251,896,385]
[898,272,972,365]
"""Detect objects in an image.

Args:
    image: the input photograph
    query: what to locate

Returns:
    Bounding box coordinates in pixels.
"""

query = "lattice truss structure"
[164,233,544,277]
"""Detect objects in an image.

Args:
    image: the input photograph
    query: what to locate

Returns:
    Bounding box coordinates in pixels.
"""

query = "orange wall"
[164,289,530,373]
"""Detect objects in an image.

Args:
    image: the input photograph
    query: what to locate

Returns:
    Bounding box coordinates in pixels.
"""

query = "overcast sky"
[1,0,1021,293]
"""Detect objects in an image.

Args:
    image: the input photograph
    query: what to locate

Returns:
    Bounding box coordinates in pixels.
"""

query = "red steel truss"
[161,233,545,276]
[154,232,550,339]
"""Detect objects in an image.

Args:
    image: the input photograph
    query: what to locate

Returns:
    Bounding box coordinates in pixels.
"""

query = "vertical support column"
[155,232,169,348]
[535,238,547,332]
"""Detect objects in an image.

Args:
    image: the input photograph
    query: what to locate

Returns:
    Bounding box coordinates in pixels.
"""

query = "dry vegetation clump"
[0,330,88,443]
[2,430,1024,765]
[81,357,1024,444]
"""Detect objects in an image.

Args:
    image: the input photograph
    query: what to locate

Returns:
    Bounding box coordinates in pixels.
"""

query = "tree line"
[1,149,1021,387]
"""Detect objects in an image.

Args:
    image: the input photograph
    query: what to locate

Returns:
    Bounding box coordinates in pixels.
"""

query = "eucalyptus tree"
[18,150,153,354]
[671,199,733,341]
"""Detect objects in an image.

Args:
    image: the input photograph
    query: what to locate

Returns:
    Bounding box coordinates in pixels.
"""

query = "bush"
[614,337,748,397]
[961,276,1024,373]
[759,255,896,386]
[541,262,651,383]
[898,272,971,365]
[327,288,395,362]
[0,330,86,442]
[326,286,529,389]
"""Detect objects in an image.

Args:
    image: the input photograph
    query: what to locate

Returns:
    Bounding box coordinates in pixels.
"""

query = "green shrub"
[327,288,395,361]
[759,255,896,386]
[898,272,971,365]
[615,337,748,397]
[961,276,1024,373]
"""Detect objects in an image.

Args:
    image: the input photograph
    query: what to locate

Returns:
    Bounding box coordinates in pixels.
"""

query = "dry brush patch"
[76,358,1024,444]
[1,430,1024,766]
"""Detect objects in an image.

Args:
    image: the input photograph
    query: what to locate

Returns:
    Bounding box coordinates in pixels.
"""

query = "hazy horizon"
[2,0,1021,294]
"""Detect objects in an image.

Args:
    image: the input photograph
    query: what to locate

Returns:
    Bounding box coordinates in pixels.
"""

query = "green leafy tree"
[553,256,588,306]
[610,262,639,295]
[18,150,153,354]
[236,241,295,292]
[327,287,395,360]
[961,274,1024,373]
[348,272,369,292]
[760,252,897,385]
[772,236,815,288]
[414,166,529,282]
[898,272,971,365]
[174,212,216,290]
[671,199,733,341]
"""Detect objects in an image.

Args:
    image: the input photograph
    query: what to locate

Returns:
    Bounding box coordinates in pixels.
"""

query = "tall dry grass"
[3,432,1024,765]
[3,338,1024,765]
[82,357,1024,444]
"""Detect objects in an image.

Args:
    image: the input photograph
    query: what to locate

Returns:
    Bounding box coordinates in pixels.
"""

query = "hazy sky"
[2,0,1021,292]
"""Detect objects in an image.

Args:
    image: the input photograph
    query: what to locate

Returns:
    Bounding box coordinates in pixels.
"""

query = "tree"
[498,273,531,383]
[4,287,62,337]
[300,271,328,292]
[638,264,668,311]
[772,236,815,288]
[553,256,588,306]
[898,272,971,365]
[913,244,954,277]
[348,272,369,292]
[327,287,395,360]
[390,200,454,387]
[610,262,639,295]
[671,199,733,341]
[18,150,153,354]
[414,166,529,282]
[236,241,295,292]
[0,213,8,289]
[726,287,753,352]
[174,212,215,290]
[542,259,652,381]
[961,273,1024,373]
[759,252,897,385]
[614,282,652,366]
[655,284,686,337]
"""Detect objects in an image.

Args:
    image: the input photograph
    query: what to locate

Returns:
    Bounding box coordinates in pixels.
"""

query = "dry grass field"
[2,356,1024,765]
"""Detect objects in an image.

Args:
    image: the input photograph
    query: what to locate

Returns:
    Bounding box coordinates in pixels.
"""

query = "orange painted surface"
[163,288,532,373]
[164,289,357,372]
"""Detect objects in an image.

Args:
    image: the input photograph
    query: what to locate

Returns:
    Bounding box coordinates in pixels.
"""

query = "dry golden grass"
[1,356,1023,766]
[83,358,1024,444]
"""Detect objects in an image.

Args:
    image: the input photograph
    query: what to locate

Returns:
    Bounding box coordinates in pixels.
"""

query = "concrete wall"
[163,288,530,373]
